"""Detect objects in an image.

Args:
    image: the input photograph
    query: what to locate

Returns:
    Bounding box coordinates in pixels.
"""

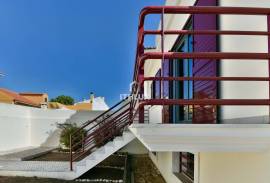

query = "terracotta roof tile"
[0,88,40,107]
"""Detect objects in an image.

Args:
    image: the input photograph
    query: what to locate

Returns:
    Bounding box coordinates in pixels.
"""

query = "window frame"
[169,19,193,124]
[172,152,195,183]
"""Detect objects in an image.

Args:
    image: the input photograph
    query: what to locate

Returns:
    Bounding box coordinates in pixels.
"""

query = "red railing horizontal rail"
[137,52,270,71]
[144,30,270,36]
[139,99,270,106]
[143,76,270,82]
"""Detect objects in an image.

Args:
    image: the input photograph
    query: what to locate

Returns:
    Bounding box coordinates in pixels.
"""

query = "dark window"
[45,98,48,102]
[151,81,155,99]
[151,69,161,99]
[155,69,161,99]
[179,152,194,182]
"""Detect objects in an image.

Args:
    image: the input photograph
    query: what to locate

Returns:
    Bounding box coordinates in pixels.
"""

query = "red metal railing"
[132,6,270,123]
[69,6,270,171]
[69,98,132,170]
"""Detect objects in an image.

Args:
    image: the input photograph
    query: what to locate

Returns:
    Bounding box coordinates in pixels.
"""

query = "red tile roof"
[0,88,40,107]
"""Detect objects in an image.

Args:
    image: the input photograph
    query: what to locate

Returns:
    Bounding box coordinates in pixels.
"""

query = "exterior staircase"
[68,98,135,179]
[74,131,134,178]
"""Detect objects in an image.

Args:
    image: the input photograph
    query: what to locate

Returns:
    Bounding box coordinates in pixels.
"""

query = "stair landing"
[0,147,55,161]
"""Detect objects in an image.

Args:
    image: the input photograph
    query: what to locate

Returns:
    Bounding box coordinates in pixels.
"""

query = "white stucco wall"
[149,106,163,124]
[219,0,270,119]
[156,0,197,52]
[30,109,76,147]
[0,104,31,151]
[0,103,103,152]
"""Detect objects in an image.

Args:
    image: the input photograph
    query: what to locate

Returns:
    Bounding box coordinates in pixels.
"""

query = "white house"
[1,1,270,183]
[129,1,270,183]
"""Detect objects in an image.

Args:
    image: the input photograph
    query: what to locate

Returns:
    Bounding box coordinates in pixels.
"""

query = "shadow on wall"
[41,129,62,147]
[40,110,105,148]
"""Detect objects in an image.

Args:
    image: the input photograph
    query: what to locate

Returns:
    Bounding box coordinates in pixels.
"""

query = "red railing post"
[138,13,145,124]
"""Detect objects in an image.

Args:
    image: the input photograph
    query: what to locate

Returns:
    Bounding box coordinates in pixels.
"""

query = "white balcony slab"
[129,123,270,152]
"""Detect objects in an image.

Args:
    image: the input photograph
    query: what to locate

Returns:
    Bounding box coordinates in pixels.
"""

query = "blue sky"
[0,0,164,106]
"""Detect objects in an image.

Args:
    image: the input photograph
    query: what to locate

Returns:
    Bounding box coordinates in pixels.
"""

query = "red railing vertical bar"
[161,7,165,100]
[267,14,270,115]
[161,7,166,123]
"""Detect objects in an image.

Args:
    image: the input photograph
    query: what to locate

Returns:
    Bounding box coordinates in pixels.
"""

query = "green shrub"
[58,123,86,150]
[50,95,74,105]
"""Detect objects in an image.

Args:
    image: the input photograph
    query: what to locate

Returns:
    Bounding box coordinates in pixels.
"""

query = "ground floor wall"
[148,151,270,183]
[199,152,270,183]
[149,152,184,183]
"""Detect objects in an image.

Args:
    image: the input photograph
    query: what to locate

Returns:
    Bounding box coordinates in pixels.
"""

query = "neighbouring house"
[65,93,109,111]
[0,88,40,108]
[47,102,67,109]
[19,92,48,108]
[47,92,109,111]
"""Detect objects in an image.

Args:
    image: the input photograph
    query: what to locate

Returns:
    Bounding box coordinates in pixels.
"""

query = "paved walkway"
[0,160,70,172]
[0,147,74,178]
[0,147,55,161]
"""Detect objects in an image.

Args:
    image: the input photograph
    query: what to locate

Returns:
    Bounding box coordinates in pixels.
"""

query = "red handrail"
[132,6,270,124]
[69,98,132,170]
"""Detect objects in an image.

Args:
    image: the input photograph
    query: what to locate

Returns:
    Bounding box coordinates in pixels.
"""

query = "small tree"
[50,95,74,105]
[58,123,86,150]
